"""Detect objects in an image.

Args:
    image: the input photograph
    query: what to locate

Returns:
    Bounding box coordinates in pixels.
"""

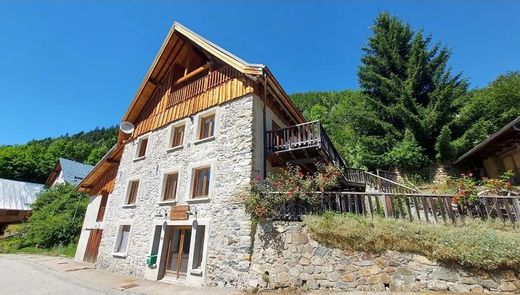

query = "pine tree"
[435,125,457,161]
[358,12,467,169]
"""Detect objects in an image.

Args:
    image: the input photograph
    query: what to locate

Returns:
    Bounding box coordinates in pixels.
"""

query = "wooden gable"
[78,22,305,194]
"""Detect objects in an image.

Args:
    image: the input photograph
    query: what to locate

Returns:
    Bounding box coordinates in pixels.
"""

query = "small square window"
[192,167,211,199]
[115,225,131,253]
[171,125,185,148]
[126,180,139,205]
[162,173,178,201]
[136,137,148,158]
[199,114,215,140]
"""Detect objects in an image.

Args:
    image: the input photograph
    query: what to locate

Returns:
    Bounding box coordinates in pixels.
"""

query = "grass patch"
[0,237,76,257]
[304,212,520,271]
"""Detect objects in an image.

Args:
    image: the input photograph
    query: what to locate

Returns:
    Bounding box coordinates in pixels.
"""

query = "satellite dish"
[120,121,135,134]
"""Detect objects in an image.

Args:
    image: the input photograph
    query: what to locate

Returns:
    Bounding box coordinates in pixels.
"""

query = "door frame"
[83,229,103,263]
[146,218,210,286]
[163,226,192,279]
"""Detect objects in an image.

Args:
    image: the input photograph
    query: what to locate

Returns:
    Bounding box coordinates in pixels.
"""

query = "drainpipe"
[262,73,268,179]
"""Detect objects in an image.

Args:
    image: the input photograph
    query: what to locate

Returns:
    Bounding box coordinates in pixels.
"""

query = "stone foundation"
[248,221,520,293]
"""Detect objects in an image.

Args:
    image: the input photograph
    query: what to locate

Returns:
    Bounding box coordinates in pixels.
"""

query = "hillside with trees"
[1,13,519,185]
[291,13,520,174]
[0,127,117,184]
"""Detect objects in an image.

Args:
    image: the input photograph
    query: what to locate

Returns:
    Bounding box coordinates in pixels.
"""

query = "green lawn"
[0,237,77,257]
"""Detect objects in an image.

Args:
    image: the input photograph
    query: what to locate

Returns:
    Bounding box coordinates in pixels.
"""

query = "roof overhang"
[454,117,520,164]
[121,22,265,125]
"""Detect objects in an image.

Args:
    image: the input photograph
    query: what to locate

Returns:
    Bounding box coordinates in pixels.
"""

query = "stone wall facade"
[249,221,520,293]
[95,94,257,287]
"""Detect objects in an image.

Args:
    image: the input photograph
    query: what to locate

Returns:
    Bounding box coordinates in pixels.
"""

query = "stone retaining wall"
[248,221,520,293]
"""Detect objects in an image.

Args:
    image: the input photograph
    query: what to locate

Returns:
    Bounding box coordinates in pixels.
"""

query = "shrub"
[385,129,428,171]
[243,164,342,221]
[19,183,88,248]
[305,213,520,271]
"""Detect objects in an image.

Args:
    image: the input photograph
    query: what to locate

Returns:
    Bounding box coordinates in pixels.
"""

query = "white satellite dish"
[120,121,135,134]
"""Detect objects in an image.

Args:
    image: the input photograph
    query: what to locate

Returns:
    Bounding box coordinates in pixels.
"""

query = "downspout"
[262,72,268,179]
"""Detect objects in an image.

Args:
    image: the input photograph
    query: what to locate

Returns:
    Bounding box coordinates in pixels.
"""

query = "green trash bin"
[146,254,158,266]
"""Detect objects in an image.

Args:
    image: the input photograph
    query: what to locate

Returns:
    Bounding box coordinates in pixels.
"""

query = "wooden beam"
[175,63,212,84]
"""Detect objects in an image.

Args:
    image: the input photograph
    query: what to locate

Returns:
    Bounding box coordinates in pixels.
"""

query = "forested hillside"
[1,12,519,184]
[0,127,117,183]
[291,13,520,172]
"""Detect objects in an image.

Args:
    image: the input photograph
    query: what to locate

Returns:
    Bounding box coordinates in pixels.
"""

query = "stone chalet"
[74,22,365,287]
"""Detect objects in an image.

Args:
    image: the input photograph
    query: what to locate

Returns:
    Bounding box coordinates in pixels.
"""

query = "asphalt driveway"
[0,254,232,295]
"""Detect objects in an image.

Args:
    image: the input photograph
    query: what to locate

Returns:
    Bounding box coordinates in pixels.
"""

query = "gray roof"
[59,158,94,186]
[0,178,44,211]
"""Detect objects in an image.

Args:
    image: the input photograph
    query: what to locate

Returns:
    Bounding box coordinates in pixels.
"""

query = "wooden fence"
[272,192,520,224]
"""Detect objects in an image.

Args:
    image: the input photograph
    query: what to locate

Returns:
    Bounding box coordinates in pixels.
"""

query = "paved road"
[0,255,124,295]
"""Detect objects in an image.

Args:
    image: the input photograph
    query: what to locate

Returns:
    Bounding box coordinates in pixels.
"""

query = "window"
[191,225,206,272]
[199,114,215,139]
[126,180,139,205]
[162,173,179,201]
[170,125,185,148]
[115,225,131,254]
[192,167,210,198]
[136,137,148,158]
[96,193,108,222]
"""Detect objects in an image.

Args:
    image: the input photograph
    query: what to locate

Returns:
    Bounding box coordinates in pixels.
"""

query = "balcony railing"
[266,121,365,185]
[265,120,322,153]
[166,65,240,108]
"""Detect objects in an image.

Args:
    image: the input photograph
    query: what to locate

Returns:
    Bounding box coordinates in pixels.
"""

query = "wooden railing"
[272,192,520,224]
[166,65,240,108]
[376,169,398,182]
[265,120,322,153]
[364,171,418,194]
[265,121,365,185]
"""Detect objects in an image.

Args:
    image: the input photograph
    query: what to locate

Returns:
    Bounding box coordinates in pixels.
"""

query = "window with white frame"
[170,125,185,148]
[114,225,131,254]
[125,180,139,205]
[198,114,215,140]
[161,172,179,201]
[135,137,148,158]
[192,167,211,199]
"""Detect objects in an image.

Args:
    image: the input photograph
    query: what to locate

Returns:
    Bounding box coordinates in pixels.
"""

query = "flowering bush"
[450,170,518,204]
[243,164,342,221]
[482,170,517,193]
[450,173,478,203]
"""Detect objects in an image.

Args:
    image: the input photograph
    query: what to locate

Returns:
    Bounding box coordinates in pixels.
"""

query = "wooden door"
[84,229,103,263]
[164,226,191,278]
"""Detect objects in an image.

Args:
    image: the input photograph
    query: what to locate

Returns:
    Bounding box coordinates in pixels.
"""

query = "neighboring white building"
[45,158,94,187]
[75,22,357,287]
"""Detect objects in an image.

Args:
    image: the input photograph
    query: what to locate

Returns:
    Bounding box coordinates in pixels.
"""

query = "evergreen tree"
[358,12,467,169]
[435,125,457,161]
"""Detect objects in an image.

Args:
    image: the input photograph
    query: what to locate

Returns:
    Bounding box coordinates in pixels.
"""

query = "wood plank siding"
[90,164,119,196]
[78,23,305,195]
[131,65,255,139]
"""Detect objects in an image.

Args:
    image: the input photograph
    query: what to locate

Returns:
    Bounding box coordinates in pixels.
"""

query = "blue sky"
[1,1,519,145]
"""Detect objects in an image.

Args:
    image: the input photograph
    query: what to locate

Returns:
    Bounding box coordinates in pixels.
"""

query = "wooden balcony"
[265,121,365,188]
